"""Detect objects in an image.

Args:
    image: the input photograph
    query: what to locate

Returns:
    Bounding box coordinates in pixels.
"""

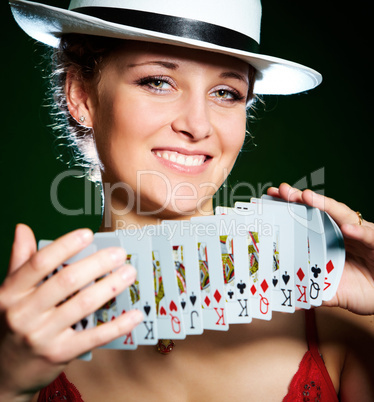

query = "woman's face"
[88,41,250,218]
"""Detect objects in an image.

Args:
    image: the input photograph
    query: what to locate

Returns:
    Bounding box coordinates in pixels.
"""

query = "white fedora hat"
[9,0,322,95]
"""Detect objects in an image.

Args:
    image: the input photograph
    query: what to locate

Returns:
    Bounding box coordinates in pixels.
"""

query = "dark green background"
[1,1,372,281]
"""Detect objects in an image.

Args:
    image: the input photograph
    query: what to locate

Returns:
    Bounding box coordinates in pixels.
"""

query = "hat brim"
[10,0,322,95]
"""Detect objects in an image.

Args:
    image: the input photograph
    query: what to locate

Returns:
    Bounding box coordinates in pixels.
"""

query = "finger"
[300,189,359,226]
[266,186,280,198]
[7,224,37,276]
[43,264,138,336]
[2,229,93,302]
[16,247,128,320]
[52,309,143,362]
[278,183,303,203]
[341,223,374,250]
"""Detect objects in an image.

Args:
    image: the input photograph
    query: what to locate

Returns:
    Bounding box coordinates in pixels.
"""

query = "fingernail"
[78,229,93,243]
[118,264,136,281]
[110,248,127,263]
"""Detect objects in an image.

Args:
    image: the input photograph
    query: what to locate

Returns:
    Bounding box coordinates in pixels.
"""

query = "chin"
[136,197,211,220]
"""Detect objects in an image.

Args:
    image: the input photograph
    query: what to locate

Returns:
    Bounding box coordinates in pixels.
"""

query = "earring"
[79,116,86,123]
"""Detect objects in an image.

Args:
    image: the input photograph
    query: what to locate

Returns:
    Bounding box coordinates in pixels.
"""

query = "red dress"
[38,310,338,401]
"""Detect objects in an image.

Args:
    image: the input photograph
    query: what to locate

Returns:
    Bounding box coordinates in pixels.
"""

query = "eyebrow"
[127,61,248,84]
[127,61,179,69]
[219,71,249,84]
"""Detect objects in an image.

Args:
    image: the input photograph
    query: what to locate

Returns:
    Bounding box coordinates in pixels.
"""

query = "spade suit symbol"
[190,293,197,306]
[144,303,151,316]
[272,277,278,287]
[282,272,290,285]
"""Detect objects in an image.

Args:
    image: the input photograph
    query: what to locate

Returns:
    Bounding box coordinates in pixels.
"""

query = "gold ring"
[356,211,363,225]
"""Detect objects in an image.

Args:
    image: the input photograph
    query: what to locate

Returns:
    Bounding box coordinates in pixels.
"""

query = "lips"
[152,149,211,167]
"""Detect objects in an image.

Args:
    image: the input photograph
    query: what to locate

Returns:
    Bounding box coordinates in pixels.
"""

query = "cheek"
[219,112,247,161]
[93,94,142,164]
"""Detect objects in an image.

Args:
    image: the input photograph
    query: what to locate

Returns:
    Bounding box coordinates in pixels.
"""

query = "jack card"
[162,220,203,335]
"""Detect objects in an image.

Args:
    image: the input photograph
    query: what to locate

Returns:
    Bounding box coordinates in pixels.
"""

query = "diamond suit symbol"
[261,280,269,293]
[326,260,334,274]
[297,268,305,282]
[214,290,222,303]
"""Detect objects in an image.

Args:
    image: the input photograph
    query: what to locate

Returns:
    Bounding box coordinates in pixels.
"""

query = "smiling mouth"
[152,150,211,167]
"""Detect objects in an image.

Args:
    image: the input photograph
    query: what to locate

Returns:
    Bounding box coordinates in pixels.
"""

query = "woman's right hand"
[0,224,143,401]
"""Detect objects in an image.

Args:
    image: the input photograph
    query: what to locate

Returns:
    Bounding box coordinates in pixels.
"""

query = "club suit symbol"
[237,281,246,294]
[311,265,321,278]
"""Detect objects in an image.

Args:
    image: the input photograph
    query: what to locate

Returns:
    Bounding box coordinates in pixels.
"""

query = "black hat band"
[73,7,260,54]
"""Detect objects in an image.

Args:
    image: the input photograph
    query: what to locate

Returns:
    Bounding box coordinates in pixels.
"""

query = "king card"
[116,230,159,345]
[259,199,310,310]
[229,204,274,320]
[93,233,138,350]
[38,240,97,331]
[201,214,252,324]
[38,240,97,360]
[245,199,296,314]
[191,216,229,331]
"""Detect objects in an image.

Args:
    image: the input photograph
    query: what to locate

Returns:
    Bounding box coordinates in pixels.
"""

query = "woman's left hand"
[267,183,374,315]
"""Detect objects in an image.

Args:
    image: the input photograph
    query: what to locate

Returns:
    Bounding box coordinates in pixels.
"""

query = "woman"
[2,1,373,401]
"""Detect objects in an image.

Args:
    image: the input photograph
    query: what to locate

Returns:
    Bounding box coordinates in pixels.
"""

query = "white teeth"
[169,153,177,162]
[185,156,193,166]
[176,155,185,165]
[154,151,206,167]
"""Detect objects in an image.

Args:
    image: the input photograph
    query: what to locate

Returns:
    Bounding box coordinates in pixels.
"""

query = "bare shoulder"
[316,308,374,401]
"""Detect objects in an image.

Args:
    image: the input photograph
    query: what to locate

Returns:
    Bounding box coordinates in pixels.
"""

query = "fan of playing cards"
[39,195,345,351]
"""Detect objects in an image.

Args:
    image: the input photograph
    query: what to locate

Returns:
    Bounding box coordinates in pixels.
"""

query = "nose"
[171,94,213,141]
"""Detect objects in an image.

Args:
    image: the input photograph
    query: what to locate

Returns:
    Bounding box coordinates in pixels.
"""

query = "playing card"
[242,200,296,314]
[320,211,345,301]
[190,216,229,331]
[259,198,310,310]
[305,207,326,306]
[114,230,159,345]
[38,240,97,360]
[150,226,186,340]
[38,241,97,331]
[93,233,138,350]
[215,206,234,215]
[224,204,273,320]
[217,214,252,324]
[260,195,327,306]
[161,220,203,335]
